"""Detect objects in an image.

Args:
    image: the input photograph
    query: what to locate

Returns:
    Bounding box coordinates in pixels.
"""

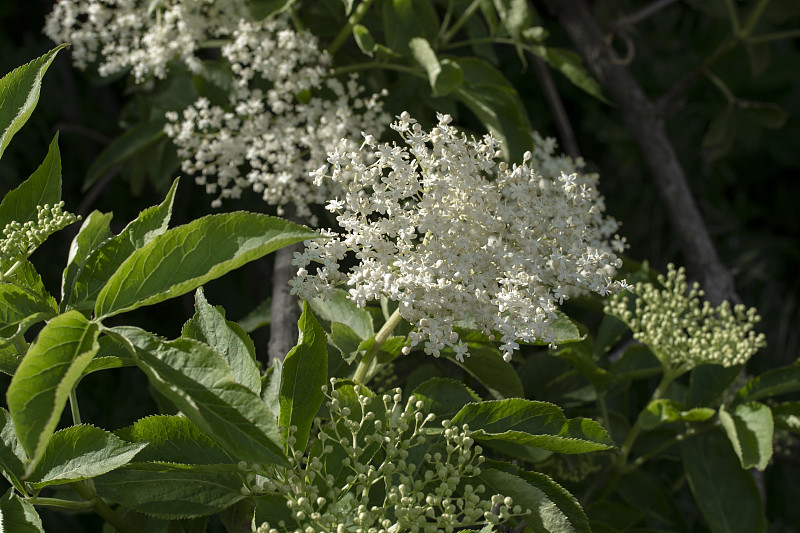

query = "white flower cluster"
[604,264,766,371]
[164,17,389,222]
[44,0,249,82]
[0,203,79,264]
[291,113,627,362]
[245,382,521,533]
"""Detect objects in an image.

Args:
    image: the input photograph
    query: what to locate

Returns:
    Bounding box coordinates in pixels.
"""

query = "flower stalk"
[353,307,405,384]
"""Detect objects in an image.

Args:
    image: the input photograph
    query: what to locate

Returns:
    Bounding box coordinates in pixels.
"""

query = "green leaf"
[451,399,615,453]
[771,401,800,435]
[737,357,800,402]
[6,310,100,475]
[69,179,179,310]
[353,24,376,56]
[329,322,364,363]
[451,56,534,161]
[182,288,260,394]
[113,327,287,466]
[702,106,737,161]
[681,429,765,533]
[0,133,62,235]
[479,463,591,533]
[738,100,787,129]
[0,408,27,493]
[528,46,609,103]
[94,467,245,519]
[0,280,59,346]
[382,0,439,56]
[593,314,628,357]
[0,344,20,376]
[689,364,742,407]
[409,38,463,97]
[638,399,715,430]
[262,360,282,421]
[27,424,147,488]
[586,501,643,531]
[492,0,531,64]
[448,343,523,399]
[248,0,294,20]
[280,302,327,452]
[610,344,661,381]
[554,343,612,392]
[61,211,113,306]
[0,45,67,160]
[307,288,373,339]
[413,377,482,420]
[253,493,296,531]
[0,488,44,533]
[615,470,689,530]
[115,415,234,468]
[83,121,166,192]
[239,297,271,333]
[718,402,773,471]
[96,212,317,318]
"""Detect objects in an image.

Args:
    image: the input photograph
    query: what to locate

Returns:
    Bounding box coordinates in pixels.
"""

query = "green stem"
[333,62,421,77]
[70,482,144,533]
[624,425,712,472]
[741,0,772,37]
[28,496,96,510]
[746,28,800,44]
[353,307,404,384]
[2,258,25,281]
[440,0,482,45]
[703,68,736,104]
[617,369,676,467]
[327,0,376,55]
[596,392,612,441]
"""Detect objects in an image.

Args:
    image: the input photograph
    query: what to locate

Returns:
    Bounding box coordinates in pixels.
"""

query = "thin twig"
[268,207,304,363]
[611,0,681,31]
[530,54,581,159]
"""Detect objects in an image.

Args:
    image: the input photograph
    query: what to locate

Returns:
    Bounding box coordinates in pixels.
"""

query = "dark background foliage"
[1,0,799,530]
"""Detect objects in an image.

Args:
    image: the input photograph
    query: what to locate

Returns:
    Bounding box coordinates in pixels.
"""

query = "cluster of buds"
[0,202,79,264]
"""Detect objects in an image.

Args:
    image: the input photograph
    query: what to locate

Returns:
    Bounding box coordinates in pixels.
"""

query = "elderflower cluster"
[604,264,766,371]
[291,112,627,362]
[0,203,79,263]
[164,17,389,222]
[44,0,249,82]
[246,382,521,533]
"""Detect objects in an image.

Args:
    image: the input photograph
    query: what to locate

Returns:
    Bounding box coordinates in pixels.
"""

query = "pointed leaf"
[94,467,245,519]
[113,327,287,466]
[83,121,165,192]
[0,133,61,230]
[6,310,100,475]
[448,343,523,399]
[718,402,773,471]
[307,288,373,339]
[0,489,44,533]
[452,57,534,161]
[451,399,614,453]
[96,212,317,318]
[413,378,481,421]
[329,322,364,363]
[182,288,260,394]
[262,360,282,421]
[280,302,327,452]
[771,401,800,435]
[479,463,591,533]
[529,46,609,103]
[0,344,21,377]
[689,364,742,407]
[115,415,234,465]
[409,38,463,97]
[702,107,737,161]
[638,399,715,430]
[681,429,765,533]
[239,297,271,333]
[737,357,800,402]
[737,100,787,129]
[610,344,661,381]
[0,281,58,347]
[61,211,113,305]
[27,424,147,488]
[0,45,67,160]
[0,409,27,493]
[353,24,376,56]
[248,0,294,20]
[382,0,439,56]
[69,179,179,310]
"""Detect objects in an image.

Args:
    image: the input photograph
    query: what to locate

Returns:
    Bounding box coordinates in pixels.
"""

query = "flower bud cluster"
[604,264,766,371]
[45,0,249,82]
[291,112,627,362]
[164,17,389,222]
[253,381,521,533]
[0,203,79,263]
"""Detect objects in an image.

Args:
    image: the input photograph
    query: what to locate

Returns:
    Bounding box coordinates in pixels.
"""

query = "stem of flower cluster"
[327,0,376,55]
[69,482,144,533]
[353,307,404,384]
[440,0,483,45]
